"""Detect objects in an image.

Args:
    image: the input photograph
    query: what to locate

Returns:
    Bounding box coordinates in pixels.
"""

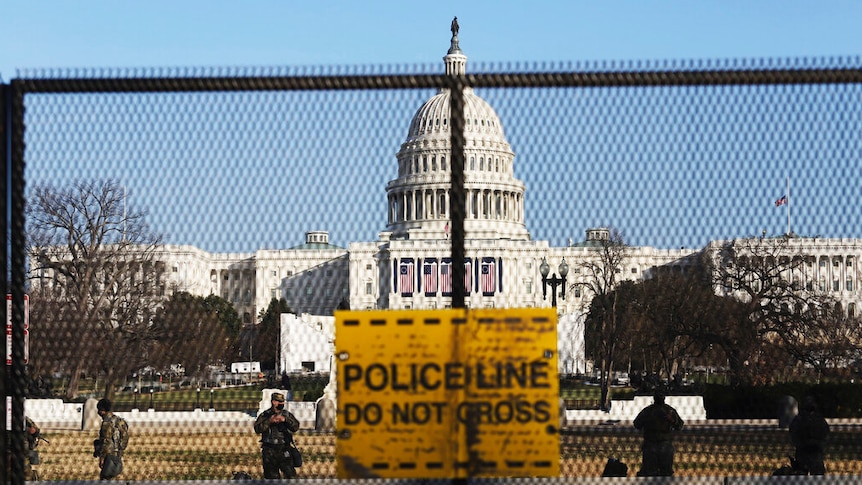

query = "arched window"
[423,156,428,172]
[431,156,437,171]
[441,156,447,170]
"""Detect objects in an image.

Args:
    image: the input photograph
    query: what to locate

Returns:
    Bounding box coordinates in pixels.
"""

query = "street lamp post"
[196,388,201,410]
[540,257,569,307]
[133,388,138,410]
[149,388,154,410]
[210,388,215,411]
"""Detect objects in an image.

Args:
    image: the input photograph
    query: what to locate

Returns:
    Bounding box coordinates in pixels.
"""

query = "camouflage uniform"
[633,394,684,476]
[96,406,124,480]
[790,397,830,475]
[24,417,41,480]
[254,393,301,479]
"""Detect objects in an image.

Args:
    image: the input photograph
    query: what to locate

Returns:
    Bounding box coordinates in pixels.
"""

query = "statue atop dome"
[448,16,462,55]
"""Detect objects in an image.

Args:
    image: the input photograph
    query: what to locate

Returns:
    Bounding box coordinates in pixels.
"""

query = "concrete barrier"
[566,395,707,424]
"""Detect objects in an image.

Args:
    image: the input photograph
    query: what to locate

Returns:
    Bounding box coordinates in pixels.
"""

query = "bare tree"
[701,236,851,385]
[577,227,629,410]
[27,179,163,399]
[778,297,862,380]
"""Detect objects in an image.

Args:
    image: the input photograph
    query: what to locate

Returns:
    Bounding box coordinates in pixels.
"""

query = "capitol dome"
[385,20,530,241]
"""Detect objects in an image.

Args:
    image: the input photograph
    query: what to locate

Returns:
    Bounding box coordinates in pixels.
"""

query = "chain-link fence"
[4,45,862,482]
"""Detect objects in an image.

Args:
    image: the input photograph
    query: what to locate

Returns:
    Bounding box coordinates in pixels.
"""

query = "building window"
[631,267,638,274]
[287,270,293,276]
[833,280,840,291]
[846,280,853,291]
[366,263,372,270]
[834,260,841,267]
[525,280,532,294]
[271,289,278,299]
[574,288,581,298]
[271,270,277,277]
[173,266,178,272]
[224,274,229,281]
[301,361,316,372]
[850,303,856,317]
[365,282,373,295]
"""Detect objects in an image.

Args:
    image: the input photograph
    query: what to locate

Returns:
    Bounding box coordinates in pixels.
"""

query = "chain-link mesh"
[5,52,862,482]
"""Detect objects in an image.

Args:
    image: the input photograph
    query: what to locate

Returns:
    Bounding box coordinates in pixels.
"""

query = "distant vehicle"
[230,361,261,374]
[613,372,630,386]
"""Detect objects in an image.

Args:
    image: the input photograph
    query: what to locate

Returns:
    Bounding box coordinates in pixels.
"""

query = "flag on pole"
[464,258,473,294]
[775,195,787,207]
[423,259,438,295]
[399,259,414,296]
[481,257,496,295]
[440,258,452,295]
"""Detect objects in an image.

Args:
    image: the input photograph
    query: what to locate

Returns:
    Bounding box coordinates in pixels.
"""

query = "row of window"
[411,116,499,134]
[398,154,511,176]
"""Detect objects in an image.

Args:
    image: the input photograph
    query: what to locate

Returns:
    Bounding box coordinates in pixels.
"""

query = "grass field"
[27,425,862,480]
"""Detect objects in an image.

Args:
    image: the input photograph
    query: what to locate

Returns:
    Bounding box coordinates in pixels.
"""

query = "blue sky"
[5,1,862,252]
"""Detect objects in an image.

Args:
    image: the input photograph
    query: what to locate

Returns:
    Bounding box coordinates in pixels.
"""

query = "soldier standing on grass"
[790,395,830,475]
[94,398,126,480]
[633,391,684,476]
[254,392,300,479]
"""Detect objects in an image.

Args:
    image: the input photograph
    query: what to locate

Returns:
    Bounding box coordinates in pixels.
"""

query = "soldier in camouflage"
[790,396,830,475]
[633,391,684,476]
[254,392,300,479]
[95,398,124,480]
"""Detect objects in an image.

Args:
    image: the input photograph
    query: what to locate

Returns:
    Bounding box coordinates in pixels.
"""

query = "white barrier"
[30,394,713,431]
[566,395,707,424]
[25,394,318,431]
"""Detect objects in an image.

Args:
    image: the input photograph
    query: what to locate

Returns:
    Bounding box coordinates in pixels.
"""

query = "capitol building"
[116,27,862,374]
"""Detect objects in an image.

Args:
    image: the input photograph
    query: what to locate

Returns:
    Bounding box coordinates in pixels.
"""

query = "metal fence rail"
[5,62,862,482]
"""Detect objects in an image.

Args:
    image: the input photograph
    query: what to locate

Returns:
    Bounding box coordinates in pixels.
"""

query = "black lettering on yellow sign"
[343,361,550,392]
[342,399,552,426]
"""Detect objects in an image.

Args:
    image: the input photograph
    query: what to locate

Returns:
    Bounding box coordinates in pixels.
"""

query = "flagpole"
[786,176,790,236]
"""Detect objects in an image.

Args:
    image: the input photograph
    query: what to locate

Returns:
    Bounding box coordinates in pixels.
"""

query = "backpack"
[111,415,130,453]
[601,457,628,477]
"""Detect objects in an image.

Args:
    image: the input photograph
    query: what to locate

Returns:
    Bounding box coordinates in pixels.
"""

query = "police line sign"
[335,308,559,479]
[6,294,29,366]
